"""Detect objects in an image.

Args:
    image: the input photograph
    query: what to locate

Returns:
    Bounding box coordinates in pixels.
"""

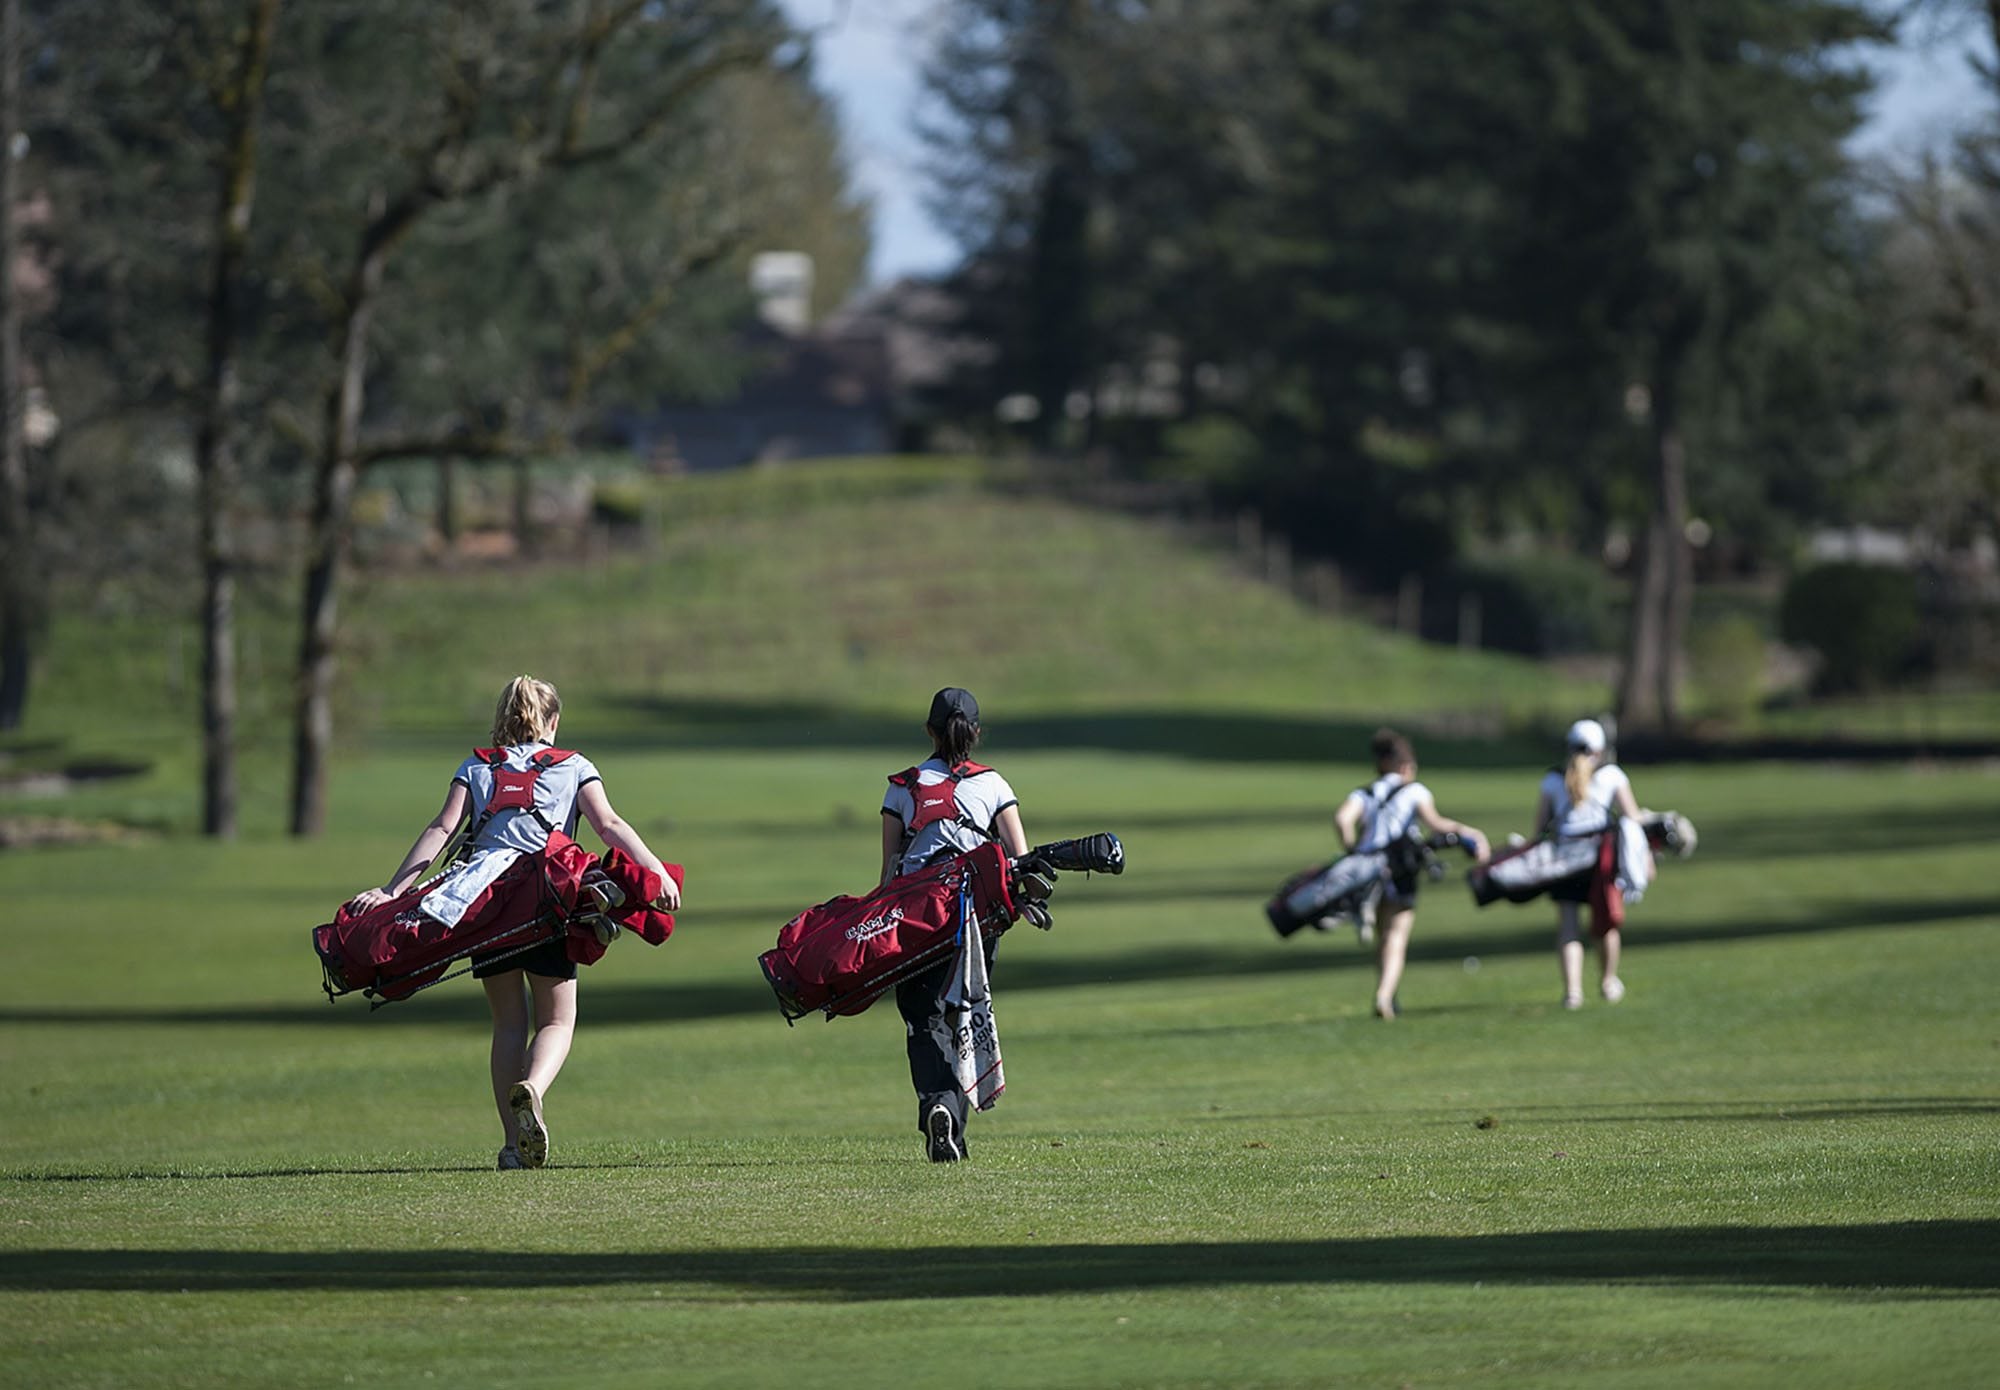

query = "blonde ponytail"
[490,675,561,746]
[1563,749,1594,805]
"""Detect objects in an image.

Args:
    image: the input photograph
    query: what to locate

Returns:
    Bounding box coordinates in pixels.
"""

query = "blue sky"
[778,0,1996,286]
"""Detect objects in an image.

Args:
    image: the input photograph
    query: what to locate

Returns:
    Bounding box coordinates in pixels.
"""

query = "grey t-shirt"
[1346,772,1433,853]
[881,758,1019,876]
[452,742,602,854]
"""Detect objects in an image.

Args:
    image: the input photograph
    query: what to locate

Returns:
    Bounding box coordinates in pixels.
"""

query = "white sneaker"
[1601,976,1626,1004]
[1562,992,1583,1011]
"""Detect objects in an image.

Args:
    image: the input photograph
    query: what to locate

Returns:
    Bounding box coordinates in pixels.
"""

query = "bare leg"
[523,974,579,1097]
[1598,924,1624,1001]
[1556,903,1585,1008]
[483,972,531,1146]
[1374,905,1415,1018]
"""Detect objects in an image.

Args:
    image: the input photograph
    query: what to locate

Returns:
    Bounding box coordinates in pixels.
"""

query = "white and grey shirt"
[451,742,603,854]
[1346,772,1433,852]
[1539,763,1631,837]
[882,758,1019,876]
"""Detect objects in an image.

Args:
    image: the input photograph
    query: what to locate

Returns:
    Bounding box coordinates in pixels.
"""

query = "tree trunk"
[290,245,384,837]
[511,454,534,555]
[1655,416,1692,727]
[1027,136,1090,454]
[436,453,458,546]
[1616,374,1691,732]
[195,0,281,839]
[0,0,31,732]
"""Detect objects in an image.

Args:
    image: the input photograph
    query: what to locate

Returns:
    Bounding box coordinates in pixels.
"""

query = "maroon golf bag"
[312,831,680,1007]
[759,833,1125,1022]
[758,843,1018,1022]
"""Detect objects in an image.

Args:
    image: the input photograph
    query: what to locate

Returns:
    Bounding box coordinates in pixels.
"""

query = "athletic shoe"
[924,1104,963,1163]
[509,1081,549,1168]
[1562,992,1584,1010]
[496,1146,525,1171]
[1372,996,1399,1020]
[1601,976,1626,1004]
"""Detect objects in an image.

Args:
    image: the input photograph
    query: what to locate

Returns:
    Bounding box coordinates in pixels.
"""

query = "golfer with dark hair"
[879,687,1030,1161]
[1335,727,1489,1019]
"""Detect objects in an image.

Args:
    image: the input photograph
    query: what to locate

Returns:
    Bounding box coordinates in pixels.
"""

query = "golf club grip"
[1022,832,1124,876]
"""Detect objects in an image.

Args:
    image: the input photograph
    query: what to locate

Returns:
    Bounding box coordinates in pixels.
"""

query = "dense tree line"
[0,0,868,832]
[922,0,1996,728]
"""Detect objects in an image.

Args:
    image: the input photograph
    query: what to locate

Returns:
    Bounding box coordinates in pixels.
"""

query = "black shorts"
[471,936,577,981]
[1382,871,1421,911]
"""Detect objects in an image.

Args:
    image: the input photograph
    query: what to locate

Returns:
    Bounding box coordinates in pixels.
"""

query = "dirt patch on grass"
[0,816,154,850]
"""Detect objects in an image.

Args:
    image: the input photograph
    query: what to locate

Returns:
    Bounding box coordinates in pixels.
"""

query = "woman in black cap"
[879,686,1030,1161]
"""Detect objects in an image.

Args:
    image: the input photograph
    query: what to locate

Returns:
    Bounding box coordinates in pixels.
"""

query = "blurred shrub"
[1689,613,1767,724]
[1448,552,1620,656]
[591,479,651,529]
[1154,415,1262,487]
[1777,562,1920,692]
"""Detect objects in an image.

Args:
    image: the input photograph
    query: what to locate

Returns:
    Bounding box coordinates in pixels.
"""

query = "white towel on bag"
[932,890,1005,1111]
[418,845,525,927]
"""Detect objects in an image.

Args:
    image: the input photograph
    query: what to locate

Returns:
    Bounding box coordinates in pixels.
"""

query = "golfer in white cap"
[1532,717,1644,1008]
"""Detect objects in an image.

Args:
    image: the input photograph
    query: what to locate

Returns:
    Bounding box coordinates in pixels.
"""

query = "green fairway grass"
[4,746,1997,1387]
[4,458,1997,1385]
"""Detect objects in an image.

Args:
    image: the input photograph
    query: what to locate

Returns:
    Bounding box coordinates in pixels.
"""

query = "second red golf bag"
[312,831,679,1007]
[758,842,1020,1022]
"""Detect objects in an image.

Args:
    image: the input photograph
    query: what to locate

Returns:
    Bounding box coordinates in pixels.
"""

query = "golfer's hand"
[652,877,681,912]
[348,886,395,913]
[1467,831,1491,863]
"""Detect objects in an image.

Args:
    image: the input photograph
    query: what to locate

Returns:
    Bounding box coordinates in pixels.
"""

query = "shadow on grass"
[4,892,1993,1031]
[7,1164,496,1181]
[1693,803,2000,863]
[593,697,1544,767]
[1523,1097,2000,1124]
[568,695,2000,766]
[4,1222,1993,1294]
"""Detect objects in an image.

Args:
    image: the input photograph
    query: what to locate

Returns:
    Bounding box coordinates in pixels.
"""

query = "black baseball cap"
[927,687,979,727]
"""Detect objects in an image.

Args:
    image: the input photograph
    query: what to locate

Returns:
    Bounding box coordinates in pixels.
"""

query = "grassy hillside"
[6,456,1603,834]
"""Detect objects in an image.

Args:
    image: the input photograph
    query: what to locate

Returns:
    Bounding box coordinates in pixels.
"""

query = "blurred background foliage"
[4,0,2000,838]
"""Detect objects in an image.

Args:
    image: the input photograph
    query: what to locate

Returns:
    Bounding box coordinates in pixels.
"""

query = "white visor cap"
[1566,718,1607,754]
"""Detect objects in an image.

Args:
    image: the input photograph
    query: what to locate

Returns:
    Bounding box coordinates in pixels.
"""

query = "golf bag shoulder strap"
[466,746,578,842]
[472,746,577,770]
[890,762,999,836]
[1355,776,1419,822]
[888,760,993,788]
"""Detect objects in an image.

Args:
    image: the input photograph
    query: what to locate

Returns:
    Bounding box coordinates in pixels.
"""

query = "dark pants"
[894,932,999,1136]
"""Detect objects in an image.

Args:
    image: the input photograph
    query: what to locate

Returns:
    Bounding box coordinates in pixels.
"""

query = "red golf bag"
[758,832,1126,1022]
[758,842,1019,1022]
[312,831,679,1007]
